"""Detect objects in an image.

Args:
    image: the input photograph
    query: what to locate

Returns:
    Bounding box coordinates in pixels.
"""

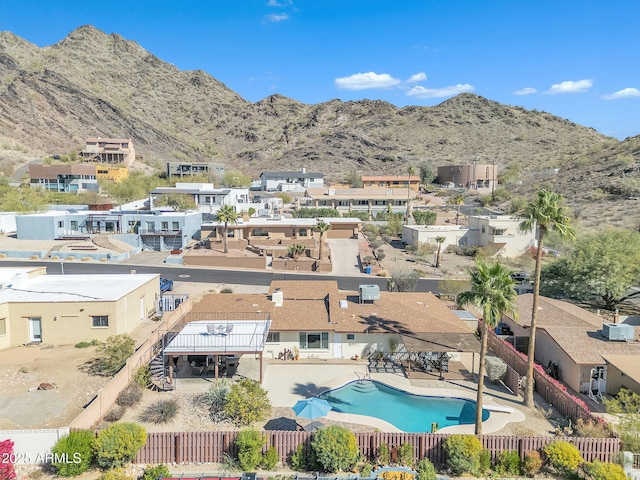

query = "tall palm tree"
[519,190,575,408]
[435,236,446,267]
[214,204,239,254]
[315,220,332,260]
[457,258,518,434]
[406,165,416,223]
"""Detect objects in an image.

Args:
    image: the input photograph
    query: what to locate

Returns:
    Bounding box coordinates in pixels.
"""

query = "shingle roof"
[506,294,602,329]
[541,326,640,364]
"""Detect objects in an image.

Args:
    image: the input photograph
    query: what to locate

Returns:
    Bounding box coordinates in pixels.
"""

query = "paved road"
[0,259,445,293]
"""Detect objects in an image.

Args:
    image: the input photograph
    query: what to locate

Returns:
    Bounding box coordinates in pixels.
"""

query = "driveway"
[327,238,364,276]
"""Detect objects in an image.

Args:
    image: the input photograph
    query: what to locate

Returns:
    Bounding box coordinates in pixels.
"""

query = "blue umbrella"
[292,397,332,424]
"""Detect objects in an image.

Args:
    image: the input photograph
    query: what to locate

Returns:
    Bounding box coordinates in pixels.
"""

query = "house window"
[346,334,355,341]
[161,222,169,230]
[146,222,155,232]
[252,228,268,237]
[266,332,280,343]
[298,229,307,237]
[0,318,6,335]
[70,221,78,231]
[172,222,179,230]
[299,332,329,350]
[92,316,109,328]
[58,221,64,228]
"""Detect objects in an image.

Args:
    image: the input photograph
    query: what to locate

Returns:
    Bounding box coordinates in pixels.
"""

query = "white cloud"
[406,84,475,99]
[514,87,538,95]
[266,0,292,6]
[265,13,289,22]
[406,72,427,83]
[335,72,401,90]
[545,79,593,94]
[602,87,640,100]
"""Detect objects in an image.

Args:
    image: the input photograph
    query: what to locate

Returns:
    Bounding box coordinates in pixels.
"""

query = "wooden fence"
[136,431,620,466]
[486,327,596,426]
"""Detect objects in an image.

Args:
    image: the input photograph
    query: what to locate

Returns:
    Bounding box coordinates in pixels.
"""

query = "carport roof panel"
[164,320,271,355]
[400,332,481,353]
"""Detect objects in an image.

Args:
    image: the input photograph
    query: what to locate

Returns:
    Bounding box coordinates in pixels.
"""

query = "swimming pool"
[319,380,489,432]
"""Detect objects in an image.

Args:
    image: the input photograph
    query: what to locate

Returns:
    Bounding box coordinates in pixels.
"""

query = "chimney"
[613,309,620,324]
[272,290,284,307]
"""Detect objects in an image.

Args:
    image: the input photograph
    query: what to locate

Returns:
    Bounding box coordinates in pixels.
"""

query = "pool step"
[352,381,378,393]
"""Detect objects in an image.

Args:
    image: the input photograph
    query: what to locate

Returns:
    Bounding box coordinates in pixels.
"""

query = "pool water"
[319,380,489,432]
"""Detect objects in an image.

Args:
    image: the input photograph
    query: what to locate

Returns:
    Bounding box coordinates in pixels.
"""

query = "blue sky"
[1,0,639,140]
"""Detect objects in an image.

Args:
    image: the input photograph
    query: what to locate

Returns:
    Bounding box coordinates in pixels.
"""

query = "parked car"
[160,277,174,293]
[510,271,530,282]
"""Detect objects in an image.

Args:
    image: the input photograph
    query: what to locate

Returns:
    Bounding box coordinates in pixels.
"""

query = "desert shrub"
[117,384,143,407]
[415,458,436,480]
[349,211,371,221]
[377,442,390,465]
[443,434,483,476]
[362,255,376,265]
[362,223,379,234]
[582,460,628,480]
[97,469,132,480]
[311,426,359,472]
[50,429,94,477]
[574,418,611,438]
[224,378,271,427]
[75,339,100,348]
[412,210,437,225]
[494,450,521,476]
[290,442,318,471]
[261,445,279,470]
[359,462,373,478]
[138,399,179,424]
[376,250,386,261]
[371,239,383,250]
[236,429,264,471]
[522,450,543,477]
[94,422,146,469]
[397,443,413,467]
[140,464,170,480]
[132,366,152,389]
[104,406,125,422]
[543,440,583,475]
[96,335,135,375]
[220,288,234,293]
[203,380,230,421]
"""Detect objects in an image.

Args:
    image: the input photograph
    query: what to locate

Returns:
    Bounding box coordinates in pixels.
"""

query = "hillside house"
[361,175,420,191]
[166,162,226,180]
[302,187,417,219]
[437,164,497,190]
[260,169,324,192]
[29,164,98,193]
[80,138,136,166]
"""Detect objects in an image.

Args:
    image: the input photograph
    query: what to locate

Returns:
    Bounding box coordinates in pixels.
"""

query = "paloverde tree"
[519,189,575,409]
[315,220,332,260]
[214,204,239,254]
[457,259,518,434]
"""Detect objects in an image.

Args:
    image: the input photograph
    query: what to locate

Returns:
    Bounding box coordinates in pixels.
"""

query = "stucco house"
[361,175,420,192]
[260,169,324,192]
[499,294,640,396]
[80,138,136,166]
[302,187,417,219]
[437,164,496,190]
[0,267,160,351]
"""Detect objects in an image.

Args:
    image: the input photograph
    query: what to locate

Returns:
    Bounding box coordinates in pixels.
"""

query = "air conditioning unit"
[359,285,380,303]
[602,323,635,341]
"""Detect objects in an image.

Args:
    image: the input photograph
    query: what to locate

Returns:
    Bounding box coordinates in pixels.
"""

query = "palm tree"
[315,220,332,260]
[519,190,575,408]
[435,236,446,267]
[287,243,306,259]
[449,193,465,225]
[406,165,416,223]
[457,258,518,434]
[214,204,239,254]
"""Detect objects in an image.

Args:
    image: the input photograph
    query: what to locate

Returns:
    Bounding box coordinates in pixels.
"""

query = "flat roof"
[164,320,271,355]
[203,217,362,228]
[0,274,158,303]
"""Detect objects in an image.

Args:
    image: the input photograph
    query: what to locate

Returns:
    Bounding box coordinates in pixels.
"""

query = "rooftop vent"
[359,284,380,303]
[272,290,284,307]
[602,323,635,341]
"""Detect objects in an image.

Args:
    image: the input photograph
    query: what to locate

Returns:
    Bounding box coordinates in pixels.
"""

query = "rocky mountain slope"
[1,25,639,229]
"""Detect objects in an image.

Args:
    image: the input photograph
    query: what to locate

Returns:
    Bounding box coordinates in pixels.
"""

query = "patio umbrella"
[292,397,332,430]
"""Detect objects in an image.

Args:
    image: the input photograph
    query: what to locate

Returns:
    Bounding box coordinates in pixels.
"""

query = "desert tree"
[315,220,332,260]
[214,204,239,254]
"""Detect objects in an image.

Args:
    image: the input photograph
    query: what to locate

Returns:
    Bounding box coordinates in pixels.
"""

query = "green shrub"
[377,442,390,465]
[543,440,583,475]
[415,458,436,480]
[349,211,371,221]
[583,460,628,480]
[397,443,414,467]
[96,335,135,375]
[138,399,178,424]
[224,378,271,427]
[235,429,264,471]
[494,450,521,476]
[140,464,170,480]
[203,380,230,421]
[311,426,359,472]
[75,339,100,348]
[574,418,611,438]
[104,406,125,422]
[478,449,491,476]
[359,462,373,478]
[522,451,543,477]
[220,288,234,294]
[117,385,143,407]
[291,442,318,471]
[261,445,279,470]
[94,422,147,469]
[51,429,95,477]
[97,469,132,480]
[443,434,483,476]
[132,366,152,389]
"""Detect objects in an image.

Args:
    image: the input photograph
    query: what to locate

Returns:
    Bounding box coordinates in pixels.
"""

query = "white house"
[260,169,324,192]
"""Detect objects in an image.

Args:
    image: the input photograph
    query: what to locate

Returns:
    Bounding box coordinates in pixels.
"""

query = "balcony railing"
[139,229,182,236]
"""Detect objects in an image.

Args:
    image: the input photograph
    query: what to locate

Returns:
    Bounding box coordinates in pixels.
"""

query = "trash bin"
[365,265,372,274]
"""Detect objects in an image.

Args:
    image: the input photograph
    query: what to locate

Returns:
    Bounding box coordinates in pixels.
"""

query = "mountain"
[0,25,639,229]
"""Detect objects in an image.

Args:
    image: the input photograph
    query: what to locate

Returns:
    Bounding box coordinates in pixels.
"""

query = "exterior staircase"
[149,353,174,391]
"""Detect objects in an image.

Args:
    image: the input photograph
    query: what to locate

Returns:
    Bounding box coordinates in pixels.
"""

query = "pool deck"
[262,360,525,434]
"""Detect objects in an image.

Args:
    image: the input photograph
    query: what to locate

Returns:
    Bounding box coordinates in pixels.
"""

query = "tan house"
[302,187,418,219]
[361,176,420,192]
[437,164,496,190]
[0,267,160,350]
[500,294,640,395]
[80,138,136,166]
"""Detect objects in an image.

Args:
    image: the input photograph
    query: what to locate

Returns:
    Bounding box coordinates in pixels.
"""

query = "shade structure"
[292,397,332,421]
